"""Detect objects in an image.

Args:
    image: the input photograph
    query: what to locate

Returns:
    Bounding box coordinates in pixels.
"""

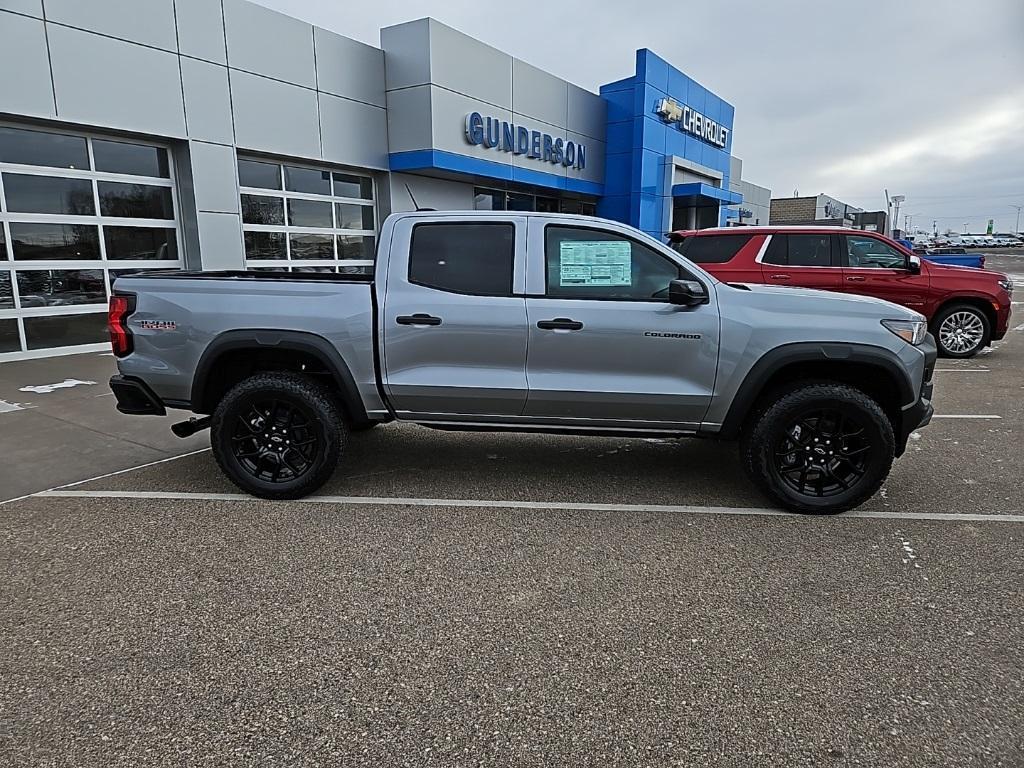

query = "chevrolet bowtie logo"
[653,96,729,149]
[655,97,683,123]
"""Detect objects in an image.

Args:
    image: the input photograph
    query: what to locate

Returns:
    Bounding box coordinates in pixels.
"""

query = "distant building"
[724,158,771,226]
[770,193,861,226]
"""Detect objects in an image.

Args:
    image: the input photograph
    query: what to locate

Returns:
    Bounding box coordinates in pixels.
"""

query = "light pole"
[1012,204,1023,235]
[891,195,905,237]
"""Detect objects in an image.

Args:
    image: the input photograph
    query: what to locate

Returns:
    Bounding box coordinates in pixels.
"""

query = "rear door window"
[762,234,833,266]
[409,223,514,296]
[788,234,832,267]
[679,234,753,263]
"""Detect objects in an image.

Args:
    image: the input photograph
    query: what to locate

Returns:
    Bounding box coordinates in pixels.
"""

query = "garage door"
[0,124,182,360]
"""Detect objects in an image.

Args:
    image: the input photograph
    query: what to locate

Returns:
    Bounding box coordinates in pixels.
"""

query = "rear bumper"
[896,334,936,455]
[109,375,166,416]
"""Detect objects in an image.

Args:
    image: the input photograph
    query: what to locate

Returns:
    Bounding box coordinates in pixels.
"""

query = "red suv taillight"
[108,294,135,357]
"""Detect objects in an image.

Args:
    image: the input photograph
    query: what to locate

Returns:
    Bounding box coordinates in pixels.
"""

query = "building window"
[473,186,596,216]
[0,124,181,359]
[238,157,376,274]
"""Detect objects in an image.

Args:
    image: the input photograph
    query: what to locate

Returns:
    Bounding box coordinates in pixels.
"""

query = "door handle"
[396,313,442,326]
[769,274,791,281]
[846,276,866,282]
[537,318,584,331]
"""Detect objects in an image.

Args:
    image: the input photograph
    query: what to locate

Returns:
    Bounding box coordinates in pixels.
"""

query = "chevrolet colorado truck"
[108,211,936,515]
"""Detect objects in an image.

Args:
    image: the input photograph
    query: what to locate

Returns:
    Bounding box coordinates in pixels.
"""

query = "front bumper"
[992,300,1012,341]
[896,333,936,455]
[109,375,166,416]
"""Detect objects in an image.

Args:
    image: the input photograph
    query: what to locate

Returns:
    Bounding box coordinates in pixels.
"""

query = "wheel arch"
[191,329,369,424]
[930,296,995,335]
[719,342,914,441]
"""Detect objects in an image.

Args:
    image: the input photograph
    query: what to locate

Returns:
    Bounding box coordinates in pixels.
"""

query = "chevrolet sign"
[654,97,729,149]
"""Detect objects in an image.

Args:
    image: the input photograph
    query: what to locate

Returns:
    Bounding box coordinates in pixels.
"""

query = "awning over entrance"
[671,182,742,207]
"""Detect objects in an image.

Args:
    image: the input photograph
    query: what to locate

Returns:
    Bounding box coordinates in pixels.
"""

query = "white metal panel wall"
[380,17,608,188]
[0,0,392,358]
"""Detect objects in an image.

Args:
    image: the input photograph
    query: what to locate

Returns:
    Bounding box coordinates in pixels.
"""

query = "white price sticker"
[559,241,632,286]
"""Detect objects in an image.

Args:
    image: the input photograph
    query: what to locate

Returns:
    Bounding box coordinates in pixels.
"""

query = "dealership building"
[0,0,768,360]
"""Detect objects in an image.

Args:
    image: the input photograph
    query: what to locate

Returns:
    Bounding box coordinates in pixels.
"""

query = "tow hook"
[171,416,212,438]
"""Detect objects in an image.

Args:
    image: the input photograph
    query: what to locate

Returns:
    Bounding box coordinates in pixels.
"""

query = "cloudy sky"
[256,0,1024,234]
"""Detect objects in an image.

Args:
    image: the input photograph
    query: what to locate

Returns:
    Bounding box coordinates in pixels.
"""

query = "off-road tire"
[740,383,894,515]
[211,372,347,500]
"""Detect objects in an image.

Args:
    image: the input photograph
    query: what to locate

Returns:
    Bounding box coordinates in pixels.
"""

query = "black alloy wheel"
[231,398,318,484]
[211,372,346,500]
[773,409,871,498]
[741,383,895,514]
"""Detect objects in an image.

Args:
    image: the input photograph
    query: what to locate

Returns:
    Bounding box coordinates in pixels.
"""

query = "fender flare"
[191,329,368,423]
[717,341,915,439]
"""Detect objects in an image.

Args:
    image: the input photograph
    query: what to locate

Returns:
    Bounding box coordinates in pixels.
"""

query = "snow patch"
[898,533,921,569]
[19,378,96,394]
[0,399,29,413]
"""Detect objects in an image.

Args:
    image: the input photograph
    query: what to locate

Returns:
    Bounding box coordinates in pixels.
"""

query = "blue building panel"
[603,151,633,196]
[601,87,634,124]
[594,48,739,236]
[604,120,633,152]
[636,48,669,93]
[596,193,629,222]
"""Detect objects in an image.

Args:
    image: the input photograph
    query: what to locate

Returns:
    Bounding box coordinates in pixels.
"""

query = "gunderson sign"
[464,112,587,171]
[654,97,729,149]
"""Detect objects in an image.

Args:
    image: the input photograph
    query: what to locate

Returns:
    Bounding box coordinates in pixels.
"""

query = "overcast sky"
[256,0,1024,234]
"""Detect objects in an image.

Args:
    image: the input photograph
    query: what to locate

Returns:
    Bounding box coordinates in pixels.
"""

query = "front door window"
[845,235,907,269]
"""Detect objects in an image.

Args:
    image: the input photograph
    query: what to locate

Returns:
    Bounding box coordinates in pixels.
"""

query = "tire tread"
[740,382,894,515]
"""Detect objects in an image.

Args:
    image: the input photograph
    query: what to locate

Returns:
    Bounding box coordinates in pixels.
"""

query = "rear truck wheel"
[932,303,990,358]
[210,372,347,500]
[740,383,894,515]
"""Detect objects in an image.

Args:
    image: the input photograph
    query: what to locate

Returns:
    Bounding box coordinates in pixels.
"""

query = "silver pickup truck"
[109,211,936,514]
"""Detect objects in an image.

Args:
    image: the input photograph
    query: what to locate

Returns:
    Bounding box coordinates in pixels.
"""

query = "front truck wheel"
[211,372,348,500]
[740,383,895,515]
[932,303,990,358]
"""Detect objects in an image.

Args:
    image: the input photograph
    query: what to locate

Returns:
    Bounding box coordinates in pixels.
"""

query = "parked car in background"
[667,226,1013,358]
[923,247,986,269]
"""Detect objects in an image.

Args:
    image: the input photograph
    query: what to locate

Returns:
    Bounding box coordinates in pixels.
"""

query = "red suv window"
[674,234,753,263]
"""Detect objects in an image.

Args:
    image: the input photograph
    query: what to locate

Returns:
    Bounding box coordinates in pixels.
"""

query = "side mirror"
[907,255,921,274]
[669,279,709,306]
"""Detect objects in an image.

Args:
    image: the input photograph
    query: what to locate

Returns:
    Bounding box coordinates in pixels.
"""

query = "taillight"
[108,294,135,357]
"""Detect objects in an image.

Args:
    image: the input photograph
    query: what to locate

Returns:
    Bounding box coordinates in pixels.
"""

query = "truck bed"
[116,269,374,283]
[113,271,384,416]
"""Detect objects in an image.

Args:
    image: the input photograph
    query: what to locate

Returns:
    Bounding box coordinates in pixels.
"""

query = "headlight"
[998,279,1013,295]
[882,319,928,345]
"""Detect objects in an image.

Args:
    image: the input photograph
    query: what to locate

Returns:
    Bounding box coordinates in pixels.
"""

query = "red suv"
[668,227,1013,358]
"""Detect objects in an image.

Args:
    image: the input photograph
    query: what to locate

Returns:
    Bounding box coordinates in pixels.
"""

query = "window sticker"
[559,241,632,286]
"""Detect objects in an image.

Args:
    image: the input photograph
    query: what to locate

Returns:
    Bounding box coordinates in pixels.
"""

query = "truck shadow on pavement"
[82,423,768,509]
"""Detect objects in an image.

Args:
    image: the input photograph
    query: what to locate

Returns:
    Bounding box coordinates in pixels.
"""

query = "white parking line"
[934,368,989,372]
[0,448,212,506]
[31,489,1024,524]
[932,414,1002,419]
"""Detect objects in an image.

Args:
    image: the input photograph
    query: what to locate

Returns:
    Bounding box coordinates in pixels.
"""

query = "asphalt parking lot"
[1,254,1022,767]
